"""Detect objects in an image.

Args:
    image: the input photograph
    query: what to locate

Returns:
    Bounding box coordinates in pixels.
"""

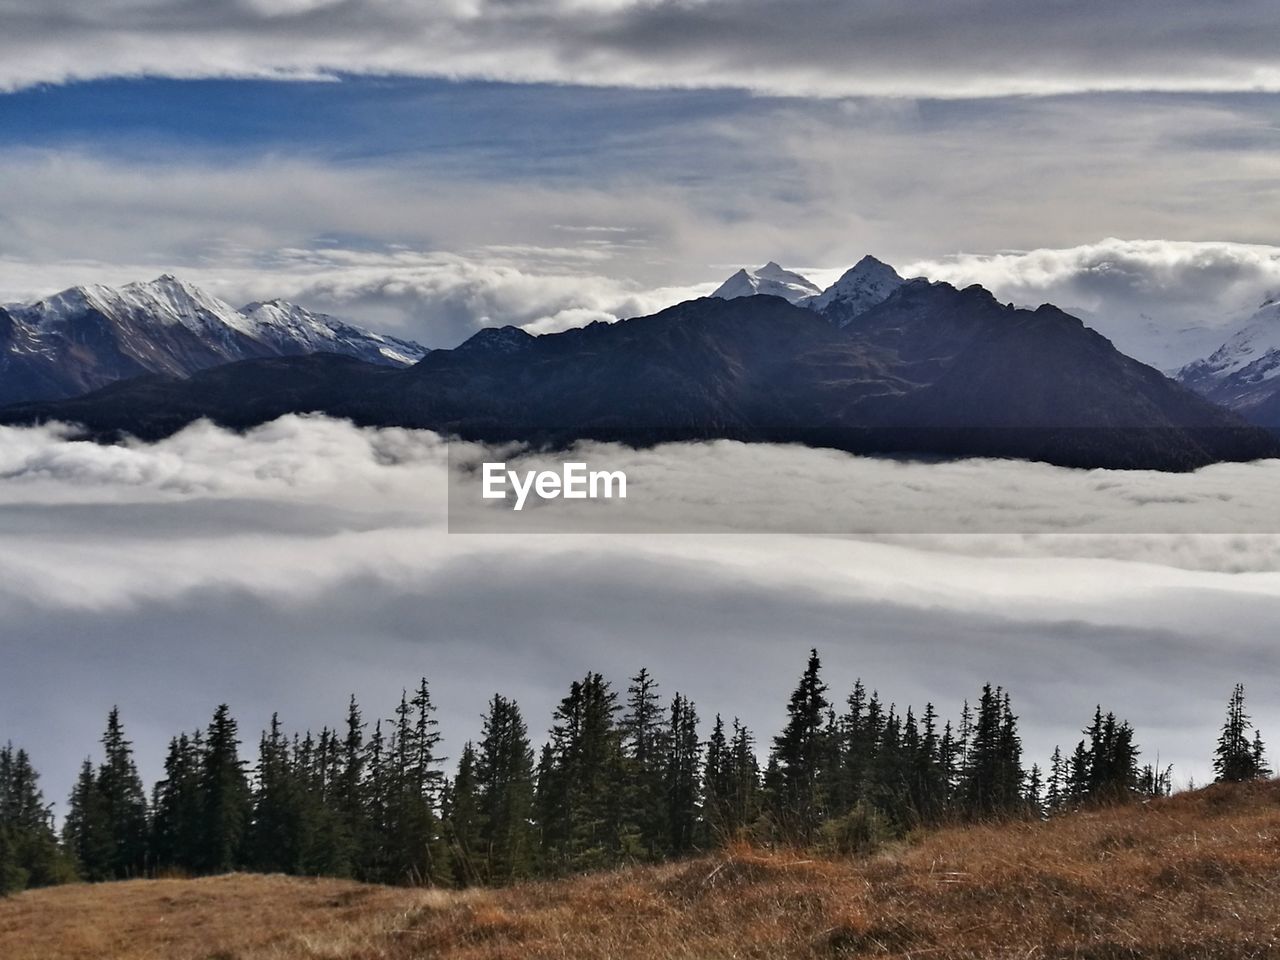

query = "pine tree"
[249,714,305,874]
[357,719,388,880]
[151,731,204,872]
[702,714,730,843]
[1253,731,1271,779]
[960,685,1023,818]
[770,649,830,842]
[95,707,149,878]
[663,694,701,855]
[471,695,534,885]
[909,703,946,824]
[336,696,366,859]
[381,682,449,885]
[1214,684,1262,783]
[200,704,251,873]
[836,680,872,813]
[443,743,482,886]
[0,744,69,892]
[63,759,111,880]
[725,719,760,836]
[867,705,909,825]
[1024,764,1044,817]
[1087,710,1140,803]
[619,668,667,859]
[1045,746,1067,813]
[537,673,624,873]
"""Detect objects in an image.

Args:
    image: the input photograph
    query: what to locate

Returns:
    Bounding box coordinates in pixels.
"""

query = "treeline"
[1,653,1271,895]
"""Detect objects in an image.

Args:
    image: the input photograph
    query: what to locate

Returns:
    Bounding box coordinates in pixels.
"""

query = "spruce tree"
[336,696,366,859]
[443,742,482,885]
[1045,746,1067,813]
[63,759,111,880]
[663,694,701,855]
[770,649,830,842]
[474,694,535,884]
[249,714,306,874]
[1024,764,1044,816]
[151,732,204,872]
[725,719,760,836]
[619,668,667,859]
[200,704,251,873]
[0,744,69,892]
[702,714,730,843]
[358,719,389,881]
[960,685,1024,818]
[1215,685,1263,783]
[382,682,449,885]
[537,673,624,873]
[95,707,149,878]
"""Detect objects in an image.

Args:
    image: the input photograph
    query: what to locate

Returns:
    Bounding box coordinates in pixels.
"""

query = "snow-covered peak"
[1179,298,1280,386]
[808,255,904,321]
[35,274,261,341]
[710,262,821,304]
[239,298,429,365]
[8,275,428,370]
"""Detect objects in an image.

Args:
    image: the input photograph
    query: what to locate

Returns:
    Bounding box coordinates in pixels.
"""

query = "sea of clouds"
[3,415,1280,810]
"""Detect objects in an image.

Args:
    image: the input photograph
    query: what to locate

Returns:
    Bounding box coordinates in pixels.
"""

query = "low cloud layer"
[2,1,1280,98]
[4,416,1280,812]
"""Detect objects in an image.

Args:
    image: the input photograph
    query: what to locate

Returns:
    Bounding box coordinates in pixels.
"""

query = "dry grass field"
[4,781,1280,959]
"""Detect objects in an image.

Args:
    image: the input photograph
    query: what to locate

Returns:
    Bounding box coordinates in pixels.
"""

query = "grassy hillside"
[4,781,1280,959]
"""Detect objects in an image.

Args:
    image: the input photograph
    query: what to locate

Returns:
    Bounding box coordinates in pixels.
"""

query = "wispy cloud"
[3,1,1280,97]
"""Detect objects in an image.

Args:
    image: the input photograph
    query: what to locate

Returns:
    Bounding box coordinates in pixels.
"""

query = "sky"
[4,1,1280,812]
[2,2,1280,355]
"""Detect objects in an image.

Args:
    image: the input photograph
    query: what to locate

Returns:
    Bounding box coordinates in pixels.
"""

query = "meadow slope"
[4,781,1280,959]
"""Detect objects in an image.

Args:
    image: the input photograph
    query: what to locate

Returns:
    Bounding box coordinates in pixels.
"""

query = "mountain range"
[713,259,1280,432]
[3,260,1274,471]
[0,275,428,406]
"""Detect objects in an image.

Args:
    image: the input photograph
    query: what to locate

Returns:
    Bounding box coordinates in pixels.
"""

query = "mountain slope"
[0,277,428,405]
[4,781,1279,960]
[1178,296,1280,425]
[5,284,1274,470]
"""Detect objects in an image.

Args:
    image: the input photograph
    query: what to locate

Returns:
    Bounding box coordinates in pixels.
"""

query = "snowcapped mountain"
[710,262,821,303]
[0,276,428,406]
[806,255,905,326]
[709,255,904,328]
[12,284,1277,471]
[1177,296,1280,421]
[239,299,427,366]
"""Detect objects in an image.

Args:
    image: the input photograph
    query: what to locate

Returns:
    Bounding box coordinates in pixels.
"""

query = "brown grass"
[6,781,1280,959]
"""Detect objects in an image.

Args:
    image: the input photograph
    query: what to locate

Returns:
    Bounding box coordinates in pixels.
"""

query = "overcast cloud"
[2,1,1280,98]
[4,417,1280,811]
[5,89,1280,353]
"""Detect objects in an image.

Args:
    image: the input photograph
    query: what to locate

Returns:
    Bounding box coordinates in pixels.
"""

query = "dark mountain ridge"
[3,279,1274,471]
